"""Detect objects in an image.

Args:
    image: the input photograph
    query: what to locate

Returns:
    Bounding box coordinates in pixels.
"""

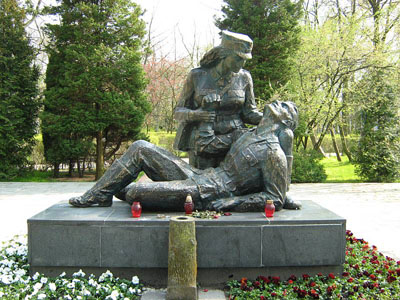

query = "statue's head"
[200,30,253,69]
[262,100,299,131]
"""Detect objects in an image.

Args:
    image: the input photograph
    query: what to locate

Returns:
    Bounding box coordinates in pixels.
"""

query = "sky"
[134,0,225,59]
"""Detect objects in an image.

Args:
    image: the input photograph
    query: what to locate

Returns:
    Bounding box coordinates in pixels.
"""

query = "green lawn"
[321,155,361,183]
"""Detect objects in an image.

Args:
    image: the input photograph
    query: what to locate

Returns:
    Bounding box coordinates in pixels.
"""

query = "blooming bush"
[227,230,400,299]
[0,236,143,299]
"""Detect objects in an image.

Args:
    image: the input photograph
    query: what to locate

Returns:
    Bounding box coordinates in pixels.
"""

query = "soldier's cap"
[220,30,253,60]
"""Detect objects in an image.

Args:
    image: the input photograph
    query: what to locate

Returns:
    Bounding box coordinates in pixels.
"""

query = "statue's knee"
[128,140,151,154]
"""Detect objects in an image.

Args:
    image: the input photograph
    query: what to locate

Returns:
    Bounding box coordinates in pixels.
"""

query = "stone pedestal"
[28,200,346,288]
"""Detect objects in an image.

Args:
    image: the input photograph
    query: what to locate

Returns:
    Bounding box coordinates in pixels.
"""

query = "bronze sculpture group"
[69,30,301,212]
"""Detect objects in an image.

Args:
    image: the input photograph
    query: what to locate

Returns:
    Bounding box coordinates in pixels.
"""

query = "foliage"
[227,230,400,299]
[0,236,143,299]
[143,54,189,133]
[352,70,400,182]
[0,0,40,180]
[292,150,327,183]
[41,0,151,178]
[215,0,303,101]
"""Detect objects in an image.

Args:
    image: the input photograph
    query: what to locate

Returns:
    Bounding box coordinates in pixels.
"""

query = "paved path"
[0,182,399,260]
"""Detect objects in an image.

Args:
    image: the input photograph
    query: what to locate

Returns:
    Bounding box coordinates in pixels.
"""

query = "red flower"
[369,274,377,281]
[257,276,269,283]
[302,274,310,280]
[288,280,293,284]
[342,272,349,277]
[387,275,396,283]
[317,272,323,277]
[213,215,219,219]
[309,281,316,287]
[260,296,266,300]
[253,281,261,288]
[288,274,297,281]
[271,276,280,284]
[223,212,232,216]
[328,273,335,279]
[203,289,208,292]
[396,268,400,276]
[310,289,319,299]
[347,277,354,283]
[240,277,247,284]
[354,264,360,269]
[271,292,277,297]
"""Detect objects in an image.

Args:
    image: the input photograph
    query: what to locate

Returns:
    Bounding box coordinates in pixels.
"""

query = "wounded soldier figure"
[69,100,301,212]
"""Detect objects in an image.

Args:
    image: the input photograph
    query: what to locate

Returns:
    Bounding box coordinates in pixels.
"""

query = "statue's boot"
[69,159,138,207]
[125,180,200,211]
[283,194,302,210]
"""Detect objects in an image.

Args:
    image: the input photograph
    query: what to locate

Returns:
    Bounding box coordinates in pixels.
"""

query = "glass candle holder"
[265,200,275,218]
[184,194,194,215]
[131,202,142,218]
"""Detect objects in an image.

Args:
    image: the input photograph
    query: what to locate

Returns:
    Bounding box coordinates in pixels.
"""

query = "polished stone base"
[28,200,346,288]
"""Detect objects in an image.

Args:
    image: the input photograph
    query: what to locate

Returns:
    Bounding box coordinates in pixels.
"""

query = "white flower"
[34,282,43,291]
[131,275,139,285]
[82,289,91,296]
[0,292,4,297]
[88,278,97,287]
[67,282,75,289]
[37,294,46,299]
[137,289,141,294]
[64,296,72,300]
[59,272,66,277]
[40,277,48,284]
[49,282,57,292]
[14,269,26,277]
[32,272,40,280]
[76,297,82,300]
[128,287,135,294]
[0,274,12,285]
[5,247,16,256]
[73,269,86,278]
[120,283,127,290]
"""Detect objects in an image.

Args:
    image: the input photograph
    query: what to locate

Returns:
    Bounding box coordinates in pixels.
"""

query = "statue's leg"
[69,140,196,207]
[125,179,201,211]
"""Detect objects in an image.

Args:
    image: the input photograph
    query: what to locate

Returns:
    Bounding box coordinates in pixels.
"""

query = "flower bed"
[0,236,143,299]
[227,230,400,299]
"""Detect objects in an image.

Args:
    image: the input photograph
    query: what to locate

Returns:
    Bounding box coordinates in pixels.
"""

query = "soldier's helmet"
[220,30,253,60]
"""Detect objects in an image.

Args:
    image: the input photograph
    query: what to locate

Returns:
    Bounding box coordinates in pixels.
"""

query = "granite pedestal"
[28,200,346,288]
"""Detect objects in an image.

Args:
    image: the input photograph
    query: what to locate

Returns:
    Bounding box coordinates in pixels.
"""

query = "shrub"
[292,150,327,183]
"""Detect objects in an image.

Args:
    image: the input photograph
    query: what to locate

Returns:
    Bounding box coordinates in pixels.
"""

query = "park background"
[1,1,400,299]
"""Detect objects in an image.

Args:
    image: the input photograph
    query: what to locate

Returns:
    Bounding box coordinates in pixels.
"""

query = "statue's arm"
[278,128,294,189]
[195,127,248,154]
[241,71,263,125]
[208,193,267,212]
[174,71,215,123]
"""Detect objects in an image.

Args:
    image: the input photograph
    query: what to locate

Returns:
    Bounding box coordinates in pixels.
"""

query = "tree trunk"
[96,131,104,180]
[310,133,326,157]
[68,160,74,177]
[330,127,342,161]
[339,125,352,162]
[53,163,60,178]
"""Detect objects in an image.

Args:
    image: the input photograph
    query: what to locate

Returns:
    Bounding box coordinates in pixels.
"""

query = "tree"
[352,70,400,182]
[0,0,40,179]
[42,0,151,179]
[215,0,303,101]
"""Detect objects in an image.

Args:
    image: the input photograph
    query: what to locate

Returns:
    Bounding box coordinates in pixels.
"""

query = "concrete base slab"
[28,200,346,288]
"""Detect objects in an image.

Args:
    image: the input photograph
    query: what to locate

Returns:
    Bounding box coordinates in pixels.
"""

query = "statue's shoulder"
[238,69,253,83]
[189,67,208,78]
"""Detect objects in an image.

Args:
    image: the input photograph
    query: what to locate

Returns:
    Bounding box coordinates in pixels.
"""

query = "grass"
[321,155,362,183]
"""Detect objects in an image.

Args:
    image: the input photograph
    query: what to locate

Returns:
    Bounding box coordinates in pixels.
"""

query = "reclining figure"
[69,100,300,212]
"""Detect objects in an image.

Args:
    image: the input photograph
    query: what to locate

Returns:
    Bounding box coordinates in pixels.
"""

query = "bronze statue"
[174,30,262,169]
[69,100,300,212]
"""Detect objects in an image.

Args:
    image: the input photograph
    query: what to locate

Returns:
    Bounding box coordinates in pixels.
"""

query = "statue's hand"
[189,109,216,122]
[209,197,243,212]
[202,93,221,106]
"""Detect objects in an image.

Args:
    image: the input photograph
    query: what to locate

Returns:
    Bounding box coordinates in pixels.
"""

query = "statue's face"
[264,101,298,126]
[224,54,246,73]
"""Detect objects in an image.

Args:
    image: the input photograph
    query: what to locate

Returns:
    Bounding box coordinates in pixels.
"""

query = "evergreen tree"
[42,0,151,179]
[215,0,302,101]
[0,0,40,179]
[353,70,400,182]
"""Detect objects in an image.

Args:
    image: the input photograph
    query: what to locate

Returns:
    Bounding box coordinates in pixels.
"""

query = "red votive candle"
[265,200,275,218]
[131,202,142,218]
[184,194,194,215]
